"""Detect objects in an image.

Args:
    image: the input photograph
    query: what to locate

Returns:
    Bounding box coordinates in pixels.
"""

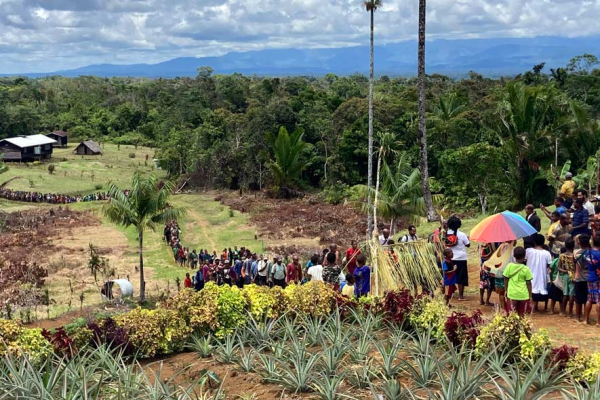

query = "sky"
[0,0,599,73]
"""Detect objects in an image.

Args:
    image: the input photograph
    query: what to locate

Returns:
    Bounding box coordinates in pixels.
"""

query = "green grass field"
[1,144,161,195]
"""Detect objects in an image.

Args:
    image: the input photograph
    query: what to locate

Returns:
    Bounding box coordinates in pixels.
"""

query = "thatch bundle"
[368,237,444,296]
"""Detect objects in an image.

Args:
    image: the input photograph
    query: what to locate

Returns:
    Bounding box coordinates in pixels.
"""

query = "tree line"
[1,53,600,214]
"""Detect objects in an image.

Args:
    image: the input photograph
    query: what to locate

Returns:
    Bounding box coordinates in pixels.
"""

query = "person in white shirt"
[401,226,418,243]
[307,263,324,281]
[447,216,470,300]
[379,228,391,245]
[525,233,552,313]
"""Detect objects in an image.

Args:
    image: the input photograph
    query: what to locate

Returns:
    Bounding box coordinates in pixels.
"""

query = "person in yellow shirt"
[558,172,577,209]
[341,274,355,298]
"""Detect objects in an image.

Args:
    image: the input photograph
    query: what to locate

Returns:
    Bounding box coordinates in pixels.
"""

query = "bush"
[383,289,416,325]
[284,281,336,318]
[48,164,55,174]
[408,296,448,339]
[88,317,132,355]
[115,308,191,357]
[71,326,93,351]
[551,345,579,372]
[94,184,103,190]
[41,327,76,358]
[321,181,353,205]
[519,328,552,362]
[128,152,136,158]
[215,285,248,338]
[0,319,52,363]
[243,284,279,319]
[568,352,600,383]
[444,310,484,348]
[475,313,535,361]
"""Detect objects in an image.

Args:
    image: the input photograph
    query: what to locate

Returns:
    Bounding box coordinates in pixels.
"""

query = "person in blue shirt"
[233,259,244,288]
[353,254,371,298]
[540,197,568,219]
[584,235,600,325]
[571,198,590,236]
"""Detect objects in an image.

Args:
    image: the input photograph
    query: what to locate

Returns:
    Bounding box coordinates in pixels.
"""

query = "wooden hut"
[74,140,102,155]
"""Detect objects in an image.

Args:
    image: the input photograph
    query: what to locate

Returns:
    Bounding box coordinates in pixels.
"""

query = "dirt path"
[184,207,217,250]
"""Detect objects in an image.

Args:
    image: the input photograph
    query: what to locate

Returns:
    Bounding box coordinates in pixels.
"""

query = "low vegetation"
[2,283,600,398]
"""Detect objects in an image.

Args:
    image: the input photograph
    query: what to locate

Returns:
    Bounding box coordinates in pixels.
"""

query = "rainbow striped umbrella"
[470,211,537,243]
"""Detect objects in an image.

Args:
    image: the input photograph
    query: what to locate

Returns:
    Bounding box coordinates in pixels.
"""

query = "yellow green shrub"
[408,296,448,338]
[284,281,335,318]
[0,319,52,363]
[115,308,191,357]
[519,328,552,362]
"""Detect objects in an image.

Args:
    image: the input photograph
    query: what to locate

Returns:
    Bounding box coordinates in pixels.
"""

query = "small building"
[0,134,57,162]
[47,130,68,147]
[74,140,102,155]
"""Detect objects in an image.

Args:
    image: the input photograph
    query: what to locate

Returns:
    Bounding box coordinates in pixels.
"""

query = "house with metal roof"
[0,134,57,162]
[47,130,68,147]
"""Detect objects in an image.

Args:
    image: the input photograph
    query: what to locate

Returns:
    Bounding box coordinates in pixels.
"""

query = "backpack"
[444,232,458,247]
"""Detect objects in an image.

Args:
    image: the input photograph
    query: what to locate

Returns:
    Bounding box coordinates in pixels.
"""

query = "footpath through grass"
[85,193,264,285]
[2,144,161,195]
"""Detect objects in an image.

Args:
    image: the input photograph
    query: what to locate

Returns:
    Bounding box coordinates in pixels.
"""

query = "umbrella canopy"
[470,211,538,243]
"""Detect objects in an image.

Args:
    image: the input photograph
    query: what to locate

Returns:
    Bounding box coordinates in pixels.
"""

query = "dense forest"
[1,54,600,214]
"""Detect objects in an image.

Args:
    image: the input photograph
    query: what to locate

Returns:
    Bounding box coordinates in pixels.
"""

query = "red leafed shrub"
[88,317,133,356]
[41,327,76,358]
[444,310,484,348]
[551,345,578,371]
[383,289,416,325]
[334,292,358,317]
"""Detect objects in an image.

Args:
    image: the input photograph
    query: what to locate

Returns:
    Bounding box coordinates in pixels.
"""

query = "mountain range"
[7,36,600,78]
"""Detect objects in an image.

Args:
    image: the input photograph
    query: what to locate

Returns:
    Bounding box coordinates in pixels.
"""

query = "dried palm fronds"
[369,237,443,296]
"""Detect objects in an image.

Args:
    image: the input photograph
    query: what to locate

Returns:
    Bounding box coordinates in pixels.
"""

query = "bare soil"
[217,192,368,255]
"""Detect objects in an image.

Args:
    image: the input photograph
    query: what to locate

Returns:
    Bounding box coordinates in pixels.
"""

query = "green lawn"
[2,144,162,195]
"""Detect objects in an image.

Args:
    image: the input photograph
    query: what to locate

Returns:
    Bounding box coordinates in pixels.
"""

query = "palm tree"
[358,153,439,233]
[373,131,400,231]
[363,0,382,237]
[497,82,555,204]
[417,0,436,222]
[430,93,466,148]
[269,126,309,193]
[104,171,185,302]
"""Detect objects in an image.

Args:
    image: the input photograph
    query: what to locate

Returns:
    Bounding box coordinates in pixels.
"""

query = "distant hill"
[6,36,600,78]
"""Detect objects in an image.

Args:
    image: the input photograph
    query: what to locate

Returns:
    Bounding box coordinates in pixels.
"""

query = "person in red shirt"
[184,273,192,288]
[286,255,303,284]
[345,240,361,275]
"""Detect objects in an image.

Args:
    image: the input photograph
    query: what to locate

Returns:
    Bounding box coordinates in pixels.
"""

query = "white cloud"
[0,0,598,73]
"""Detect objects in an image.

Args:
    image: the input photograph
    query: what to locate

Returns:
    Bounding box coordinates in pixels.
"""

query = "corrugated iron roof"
[0,134,57,148]
[48,130,68,137]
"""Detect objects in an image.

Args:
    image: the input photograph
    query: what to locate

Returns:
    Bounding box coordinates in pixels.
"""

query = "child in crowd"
[353,254,370,298]
[442,248,457,305]
[558,239,576,318]
[503,247,533,317]
[184,273,192,288]
[342,274,355,298]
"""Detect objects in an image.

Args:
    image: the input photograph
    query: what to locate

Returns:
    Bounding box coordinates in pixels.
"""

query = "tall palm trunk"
[417,0,436,222]
[367,8,375,236]
[374,145,383,233]
[138,229,146,302]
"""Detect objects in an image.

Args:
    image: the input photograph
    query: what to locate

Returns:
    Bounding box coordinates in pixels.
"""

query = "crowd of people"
[163,172,600,328]
[471,175,600,326]
[0,188,115,204]
[163,222,371,298]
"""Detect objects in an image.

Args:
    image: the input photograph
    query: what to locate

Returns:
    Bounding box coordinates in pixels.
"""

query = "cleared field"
[1,144,161,195]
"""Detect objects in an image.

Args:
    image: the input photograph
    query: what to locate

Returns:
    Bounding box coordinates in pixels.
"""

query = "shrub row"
[1,283,598,383]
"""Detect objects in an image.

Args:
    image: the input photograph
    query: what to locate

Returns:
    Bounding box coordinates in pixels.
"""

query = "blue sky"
[0,0,598,73]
